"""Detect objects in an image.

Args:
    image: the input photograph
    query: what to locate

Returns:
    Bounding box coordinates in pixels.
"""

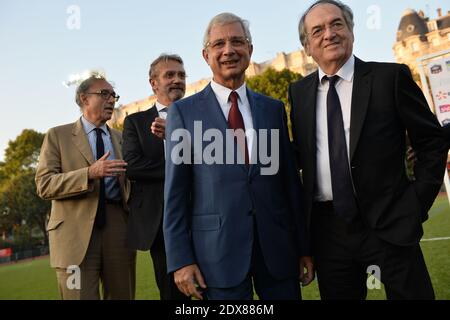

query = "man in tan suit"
[35,75,135,300]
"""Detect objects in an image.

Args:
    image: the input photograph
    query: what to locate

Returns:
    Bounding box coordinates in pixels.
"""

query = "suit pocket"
[191,214,221,231]
[46,220,64,231]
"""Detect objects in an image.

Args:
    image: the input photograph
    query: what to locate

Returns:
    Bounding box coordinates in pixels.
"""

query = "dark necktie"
[228,91,249,165]
[159,107,168,119]
[94,128,106,229]
[326,76,358,222]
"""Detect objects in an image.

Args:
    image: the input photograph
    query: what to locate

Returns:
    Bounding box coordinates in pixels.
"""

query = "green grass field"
[1,195,449,300]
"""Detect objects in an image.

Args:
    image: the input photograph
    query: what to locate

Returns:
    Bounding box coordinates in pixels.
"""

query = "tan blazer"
[35,118,129,268]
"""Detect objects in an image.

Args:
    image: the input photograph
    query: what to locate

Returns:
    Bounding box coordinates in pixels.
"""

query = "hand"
[88,151,128,179]
[151,117,166,140]
[174,264,207,300]
[299,256,314,286]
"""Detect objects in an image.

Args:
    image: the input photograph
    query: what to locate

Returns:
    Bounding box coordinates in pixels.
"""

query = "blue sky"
[0,0,446,161]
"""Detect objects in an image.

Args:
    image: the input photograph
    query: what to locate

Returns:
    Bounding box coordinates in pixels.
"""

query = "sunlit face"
[150,60,186,106]
[80,79,116,124]
[202,22,253,89]
[304,3,354,72]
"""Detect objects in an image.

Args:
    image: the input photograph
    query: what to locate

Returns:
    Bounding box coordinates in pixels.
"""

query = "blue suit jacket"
[164,84,308,288]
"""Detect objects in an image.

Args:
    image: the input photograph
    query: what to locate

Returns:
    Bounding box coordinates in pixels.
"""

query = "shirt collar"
[80,116,109,136]
[155,101,168,112]
[210,79,247,105]
[318,54,355,84]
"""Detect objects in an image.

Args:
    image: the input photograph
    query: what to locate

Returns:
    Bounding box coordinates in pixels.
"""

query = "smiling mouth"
[222,60,238,66]
[325,42,340,48]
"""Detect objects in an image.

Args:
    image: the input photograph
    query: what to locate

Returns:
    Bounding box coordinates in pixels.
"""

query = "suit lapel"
[71,118,95,165]
[148,105,165,156]
[247,88,261,178]
[349,57,372,160]
[200,84,248,173]
[108,125,129,202]
[199,84,229,133]
[109,126,122,159]
[303,72,319,155]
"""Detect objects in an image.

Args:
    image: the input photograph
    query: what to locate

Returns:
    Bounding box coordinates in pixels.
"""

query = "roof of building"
[396,9,428,42]
[437,14,450,30]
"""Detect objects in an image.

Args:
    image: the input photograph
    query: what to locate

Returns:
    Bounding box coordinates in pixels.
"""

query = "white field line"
[420,237,450,242]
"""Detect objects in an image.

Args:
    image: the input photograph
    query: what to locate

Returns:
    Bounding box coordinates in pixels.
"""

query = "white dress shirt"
[80,116,121,200]
[315,55,355,201]
[210,80,254,162]
[155,101,168,119]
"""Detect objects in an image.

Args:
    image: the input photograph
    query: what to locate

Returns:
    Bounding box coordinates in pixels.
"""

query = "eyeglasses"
[86,89,120,102]
[206,37,250,50]
[307,21,346,39]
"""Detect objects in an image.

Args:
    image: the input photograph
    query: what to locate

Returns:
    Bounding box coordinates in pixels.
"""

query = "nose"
[107,95,116,104]
[173,74,184,84]
[323,25,337,40]
[223,40,236,55]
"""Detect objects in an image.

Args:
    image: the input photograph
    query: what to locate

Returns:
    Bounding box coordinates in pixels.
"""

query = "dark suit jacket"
[443,124,450,148]
[164,84,308,288]
[122,106,165,250]
[288,57,447,247]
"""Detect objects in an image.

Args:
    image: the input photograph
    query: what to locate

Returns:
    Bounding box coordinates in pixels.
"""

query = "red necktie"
[228,91,249,165]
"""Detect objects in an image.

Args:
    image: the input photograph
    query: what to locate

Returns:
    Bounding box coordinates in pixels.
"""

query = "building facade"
[393,8,450,82]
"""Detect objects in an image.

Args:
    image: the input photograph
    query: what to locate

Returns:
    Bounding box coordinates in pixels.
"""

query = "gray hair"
[298,0,354,47]
[203,12,252,49]
[75,75,107,108]
[149,53,184,80]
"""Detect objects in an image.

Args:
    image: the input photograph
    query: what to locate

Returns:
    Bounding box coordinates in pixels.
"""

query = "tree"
[0,129,49,246]
[1,171,50,245]
[1,129,44,178]
[246,68,303,137]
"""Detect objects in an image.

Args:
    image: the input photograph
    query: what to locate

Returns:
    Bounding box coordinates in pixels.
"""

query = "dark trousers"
[205,220,301,300]
[312,201,435,300]
[150,226,190,300]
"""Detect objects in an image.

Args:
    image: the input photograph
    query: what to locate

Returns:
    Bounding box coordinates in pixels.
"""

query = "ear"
[202,48,210,65]
[304,42,311,56]
[150,78,157,92]
[80,93,89,106]
[248,44,253,58]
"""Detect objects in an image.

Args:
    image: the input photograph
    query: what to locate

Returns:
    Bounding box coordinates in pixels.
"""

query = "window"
[411,42,419,52]
[406,24,415,33]
[432,38,440,46]
[427,21,437,32]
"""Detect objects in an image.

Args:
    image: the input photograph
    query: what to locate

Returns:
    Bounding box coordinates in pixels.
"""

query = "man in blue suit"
[163,12,313,300]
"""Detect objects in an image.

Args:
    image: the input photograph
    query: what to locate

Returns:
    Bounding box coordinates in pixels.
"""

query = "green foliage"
[2,129,45,178]
[110,121,124,132]
[0,129,49,245]
[246,68,303,138]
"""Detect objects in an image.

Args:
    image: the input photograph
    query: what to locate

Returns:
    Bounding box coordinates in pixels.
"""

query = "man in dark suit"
[122,54,188,300]
[164,12,313,300]
[288,0,447,300]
